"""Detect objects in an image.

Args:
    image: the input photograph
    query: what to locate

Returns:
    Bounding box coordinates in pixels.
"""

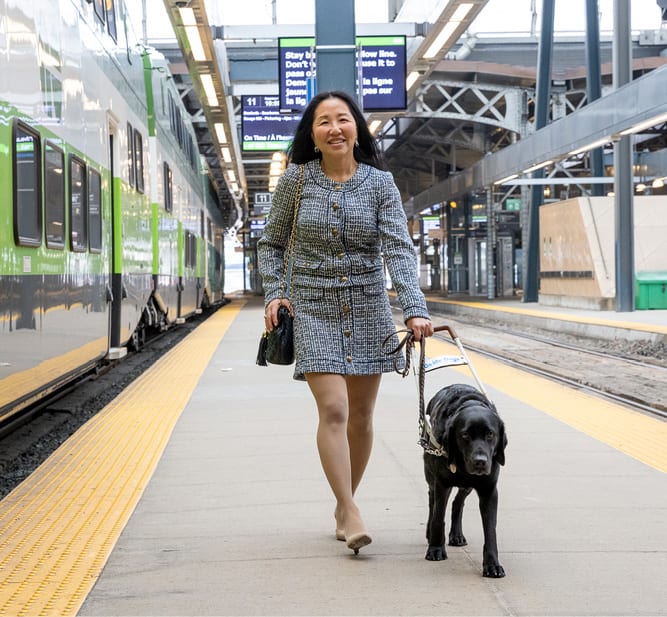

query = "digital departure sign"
[357,36,407,111]
[278,36,407,112]
[241,95,302,152]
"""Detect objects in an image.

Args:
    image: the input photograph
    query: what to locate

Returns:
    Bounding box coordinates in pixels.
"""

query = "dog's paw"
[483,563,506,578]
[425,546,447,561]
[448,531,467,546]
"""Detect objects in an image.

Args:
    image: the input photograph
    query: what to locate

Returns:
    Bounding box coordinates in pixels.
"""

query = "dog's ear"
[444,414,463,471]
[494,418,507,466]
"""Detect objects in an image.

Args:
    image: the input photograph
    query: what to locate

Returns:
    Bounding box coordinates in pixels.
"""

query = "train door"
[468,238,487,296]
[496,236,515,297]
[107,117,125,358]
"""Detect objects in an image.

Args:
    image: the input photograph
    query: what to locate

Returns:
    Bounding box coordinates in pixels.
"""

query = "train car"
[0,0,226,421]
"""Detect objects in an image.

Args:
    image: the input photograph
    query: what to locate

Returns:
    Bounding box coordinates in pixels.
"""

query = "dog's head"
[428,384,507,475]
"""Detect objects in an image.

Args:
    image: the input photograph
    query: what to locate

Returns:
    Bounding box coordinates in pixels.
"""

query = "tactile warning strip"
[425,336,667,474]
[0,302,242,617]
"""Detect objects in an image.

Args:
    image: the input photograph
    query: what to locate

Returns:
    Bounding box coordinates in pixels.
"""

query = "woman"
[257,90,433,554]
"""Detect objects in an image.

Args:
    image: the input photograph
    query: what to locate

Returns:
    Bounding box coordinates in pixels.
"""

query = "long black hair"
[287,90,386,170]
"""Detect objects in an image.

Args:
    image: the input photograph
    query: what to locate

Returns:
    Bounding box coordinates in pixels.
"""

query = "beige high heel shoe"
[345,531,372,554]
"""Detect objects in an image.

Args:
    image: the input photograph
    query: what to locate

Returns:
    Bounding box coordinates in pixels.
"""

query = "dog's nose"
[472,454,489,472]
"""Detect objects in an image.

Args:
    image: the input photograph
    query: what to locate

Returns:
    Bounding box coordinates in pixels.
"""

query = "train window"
[88,168,102,253]
[190,135,197,170]
[12,120,42,247]
[93,0,105,24]
[127,122,135,188]
[134,129,145,193]
[163,162,173,212]
[175,107,183,146]
[69,156,87,252]
[44,141,65,249]
[105,0,117,42]
[183,230,191,268]
[168,93,176,134]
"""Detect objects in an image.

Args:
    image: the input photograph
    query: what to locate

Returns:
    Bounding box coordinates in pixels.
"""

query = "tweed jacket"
[257,160,429,322]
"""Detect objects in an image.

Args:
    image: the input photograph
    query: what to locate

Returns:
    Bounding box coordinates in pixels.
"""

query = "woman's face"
[311,97,358,161]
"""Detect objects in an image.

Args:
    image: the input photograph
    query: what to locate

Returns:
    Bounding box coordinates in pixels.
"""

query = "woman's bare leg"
[346,374,381,494]
[306,373,381,551]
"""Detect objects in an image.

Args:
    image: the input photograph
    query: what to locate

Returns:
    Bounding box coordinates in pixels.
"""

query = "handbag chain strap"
[279,164,305,299]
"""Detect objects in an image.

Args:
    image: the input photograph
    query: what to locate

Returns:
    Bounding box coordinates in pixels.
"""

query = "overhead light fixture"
[494,173,519,185]
[406,71,420,90]
[179,7,196,26]
[201,74,218,107]
[214,123,227,144]
[221,147,232,163]
[523,160,553,174]
[423,3,474,60]
[567,137,609,157]
[368,119,382,135]
[186,27,207,61]
[179,8,207,62]
[652,177,664,188]
[618,111,667,136]
[635,182,646,192]
[227,170,236,183]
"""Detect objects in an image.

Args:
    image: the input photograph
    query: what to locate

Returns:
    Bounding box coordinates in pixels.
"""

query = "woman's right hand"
[264,298,293,331]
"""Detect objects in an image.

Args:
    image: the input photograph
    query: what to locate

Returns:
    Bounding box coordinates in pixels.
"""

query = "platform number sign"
[254,192,273,215]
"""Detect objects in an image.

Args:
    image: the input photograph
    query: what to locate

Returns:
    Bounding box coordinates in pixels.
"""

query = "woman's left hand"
[407,317,433,341]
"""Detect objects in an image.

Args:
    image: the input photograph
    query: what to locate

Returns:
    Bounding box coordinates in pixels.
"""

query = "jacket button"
[334,185,342,191]
[332,228,338,236]
[337,252,344,258]
[342,305,350,313]
[346,355,353,362]
[340,275,348,283]
[344,329,351,337]
[333,203,339,210]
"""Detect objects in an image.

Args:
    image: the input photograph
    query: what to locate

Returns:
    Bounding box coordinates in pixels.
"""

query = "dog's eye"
[486,431,496,441]
[460,432,470,442]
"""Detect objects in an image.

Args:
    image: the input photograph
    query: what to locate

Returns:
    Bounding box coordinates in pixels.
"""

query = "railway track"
[425,314,667,420]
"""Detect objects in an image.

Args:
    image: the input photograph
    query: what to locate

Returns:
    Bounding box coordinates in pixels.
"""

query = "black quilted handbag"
[256,305,294,366]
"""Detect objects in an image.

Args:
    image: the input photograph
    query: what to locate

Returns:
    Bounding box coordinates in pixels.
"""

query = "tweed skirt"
[291,281,405,381]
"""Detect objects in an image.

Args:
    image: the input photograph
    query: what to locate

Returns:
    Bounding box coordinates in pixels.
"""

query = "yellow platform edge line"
[424,336,667,474]
[424,296,667,335]
[0,301,245,617]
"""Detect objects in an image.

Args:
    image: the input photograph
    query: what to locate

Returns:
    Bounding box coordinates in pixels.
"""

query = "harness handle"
[382,324,488,456]
[382,330,447,456]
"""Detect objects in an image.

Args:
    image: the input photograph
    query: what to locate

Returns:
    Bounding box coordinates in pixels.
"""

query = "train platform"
[419,293,667,346]
[1,294,666,616]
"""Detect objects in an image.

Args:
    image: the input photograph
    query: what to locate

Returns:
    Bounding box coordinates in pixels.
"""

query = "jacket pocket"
[293,256,324,272]
[351,256,383,274]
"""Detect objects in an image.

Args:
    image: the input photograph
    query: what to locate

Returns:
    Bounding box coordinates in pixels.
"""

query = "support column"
[315,0,357,98]
[586,0,604,196]
[486,188,496,299]
[524,0,555,302]
[613,0,635,311]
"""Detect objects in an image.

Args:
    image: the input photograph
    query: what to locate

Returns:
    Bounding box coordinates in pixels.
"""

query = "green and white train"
[0,0,227,422]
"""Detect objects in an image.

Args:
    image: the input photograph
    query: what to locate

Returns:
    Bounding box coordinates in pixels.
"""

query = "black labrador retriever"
[423,383,507,577]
